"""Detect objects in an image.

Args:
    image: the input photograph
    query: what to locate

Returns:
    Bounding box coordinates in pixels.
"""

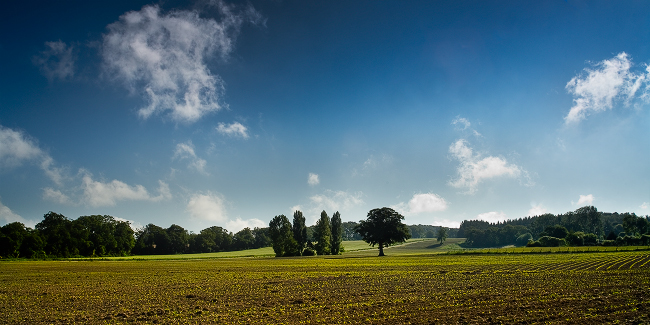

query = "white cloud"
[477,211,507,224]
[527,203,548,217]
[289,205,302,215]
[33,40,75,81]
[226,218,266,232]
[114,216,143,231]
[308,173,320,186]
[43,188,72,205]
[576,194,594,206]
[82,173,171,207]
[309,190,364,213]
[448,139,524,194]
[641,202,649,210]
[353,154,393,177]
[430,219,461,228]
[217,122,249,139]
[174,141,208,174]
[0,199,35,228]
[452,116,471,130]
[0,125,65,185]
[186,191,227,223]
[393,193,448,215]
[102,3,261,123]
[565,52,648,123]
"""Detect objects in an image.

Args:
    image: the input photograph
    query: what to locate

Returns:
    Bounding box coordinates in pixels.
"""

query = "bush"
[516,233,533,246]
[302,247,316,256]
[601,240,617,246]
[526,240,542,247]
[566,232,585,246]
[583,233,598,246]
[538,236,564,247]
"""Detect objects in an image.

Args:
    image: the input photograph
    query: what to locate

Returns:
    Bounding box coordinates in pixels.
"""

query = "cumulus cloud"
[0,125,65,185]
[576,194,594,206]
[226,217,266,232]
[33,40,75,81]
[0,199,35,227]
[186,191,227,223]
[565,52,649,123]
[393,193,448,215]
[308,173,320,186]
[174,141,208,174]
[102,2,261,123]
[448,139,525,194]
[82,173,171,207]
[527,203,548,217]
[477,211,507,224]
[641,202,649,210]
[216,122,249,139]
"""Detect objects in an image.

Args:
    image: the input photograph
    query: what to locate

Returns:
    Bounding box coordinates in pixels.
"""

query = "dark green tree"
[35,211,78,257]
[354,207,411,256]
[133,224,170,255]
[114,220,135,256]
[313,210,331,255]
[330,211,343,255]
[437,227,448,244]
[233,227,255,250]
[166,224,189,254]
[0,222,28,258]
[269,215,300,257]
[252,227,271,248]
[292,210,307,253]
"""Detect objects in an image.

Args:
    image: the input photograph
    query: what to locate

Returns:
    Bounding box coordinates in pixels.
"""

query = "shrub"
[566,232,585,246]
[526,240,542,247]
[583,233,598,246]
[516,233,533,247]
[538,236,563,247]
[302,247,317,256]
[601,240,617,246]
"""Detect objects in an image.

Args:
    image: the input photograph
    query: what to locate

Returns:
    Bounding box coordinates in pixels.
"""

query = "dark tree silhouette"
[330,211,343,255]
[354,207,410,256]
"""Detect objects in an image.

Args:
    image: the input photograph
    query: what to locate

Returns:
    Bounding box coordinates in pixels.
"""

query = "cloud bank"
[448,139,524,194]
[565,52,649,123]
[102,2,261,123]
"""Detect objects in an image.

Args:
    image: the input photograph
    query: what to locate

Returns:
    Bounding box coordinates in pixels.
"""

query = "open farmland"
[1,240,649,324]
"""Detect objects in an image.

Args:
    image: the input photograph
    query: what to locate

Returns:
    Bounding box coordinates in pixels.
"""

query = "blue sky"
[1,0,648,232]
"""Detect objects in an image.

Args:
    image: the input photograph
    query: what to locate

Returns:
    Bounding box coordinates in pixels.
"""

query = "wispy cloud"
[102,2,262,123]
[174,141,208,174]
[33,40,75,82]
[42,188,73,205]
[392,193,448,215]
[216,122,249,139]
[565,52,649,123]
[448,139,526,194]
[82,172,171,207]
[226,218,266,232]
[308,173,320,186]
[452,116,482,137]
[641,202,649,210]
[0,198,36,227]
[0,125,65,185]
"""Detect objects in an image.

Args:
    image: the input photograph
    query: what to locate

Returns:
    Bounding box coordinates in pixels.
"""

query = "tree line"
[458,206,650,247]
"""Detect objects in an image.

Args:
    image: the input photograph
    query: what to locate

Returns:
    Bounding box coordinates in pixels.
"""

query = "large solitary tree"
[354,207,411,256]
[437,227,448,244]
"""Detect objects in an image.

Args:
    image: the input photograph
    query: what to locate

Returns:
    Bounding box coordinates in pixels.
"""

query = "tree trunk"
[378,243,384,256]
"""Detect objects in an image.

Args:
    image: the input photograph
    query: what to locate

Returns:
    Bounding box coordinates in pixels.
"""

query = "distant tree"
[0,222,28,258]
[540,225,568,239]
[330,211,343,255]
[114,220,135,256]
[36,211,77,257]
[292,210,307,253]
[133,224,170,255]
[252,227,272,248]
[313,210,331,255]
[341,221,362,240]
[74,215,120,256]
[425,230,435,238]
[354,207,411,256]
[189,226,232,253]
[437,227,448,244]
[269,215,300,257]
[166,224,189,254]
[233,228,255,250]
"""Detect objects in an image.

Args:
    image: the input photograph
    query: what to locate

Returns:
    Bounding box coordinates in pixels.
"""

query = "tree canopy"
[354,207,411,256]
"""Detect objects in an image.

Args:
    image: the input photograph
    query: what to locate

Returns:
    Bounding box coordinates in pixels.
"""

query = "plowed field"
[1,250,649,324]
